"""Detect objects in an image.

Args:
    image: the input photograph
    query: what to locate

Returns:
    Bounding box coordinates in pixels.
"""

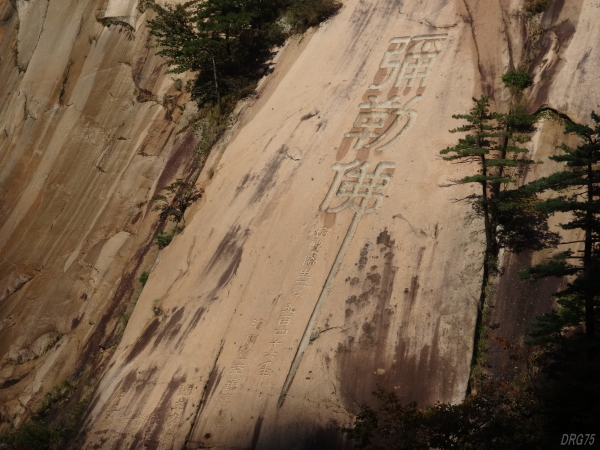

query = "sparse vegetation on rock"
[0,377,92,450]
[152,179,203,224]
[501,70,533,94]
[147,0,341,108]
[523,0,549,18]
[151,179,202,248]
[343,380,543,450]
[520,112,600,338]
[0,421,64,450]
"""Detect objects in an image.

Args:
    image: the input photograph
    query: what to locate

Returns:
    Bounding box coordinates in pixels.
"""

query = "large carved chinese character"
[344,95,421,151]
[370,34,447,92]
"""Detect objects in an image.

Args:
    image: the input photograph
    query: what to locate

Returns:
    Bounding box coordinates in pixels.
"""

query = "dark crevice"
[182,340,224,449]
[498,0,515,70]
[461,0,485,94]
[533,105,576,124]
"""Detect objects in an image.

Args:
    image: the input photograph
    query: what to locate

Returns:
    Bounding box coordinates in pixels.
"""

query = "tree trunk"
[584,161,595,337]
[211,55,221,111]
[480,155,494,263]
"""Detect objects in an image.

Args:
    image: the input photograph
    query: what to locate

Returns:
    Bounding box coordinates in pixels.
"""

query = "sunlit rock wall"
[78,0,507,448]
[489,0,600,380]
[0,0,197,428]
[1,0,598,448]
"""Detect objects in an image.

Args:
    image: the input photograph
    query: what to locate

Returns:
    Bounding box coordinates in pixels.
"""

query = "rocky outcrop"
[0,0,598,449]
[0,0,197,429]
[79,0,499,447]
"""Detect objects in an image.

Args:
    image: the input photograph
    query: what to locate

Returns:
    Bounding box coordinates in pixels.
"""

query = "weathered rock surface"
[0,0,598,449]
[0,0,196,429]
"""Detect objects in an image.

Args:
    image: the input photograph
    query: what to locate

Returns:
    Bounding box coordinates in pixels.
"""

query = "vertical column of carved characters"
[216,321,262,406]
[278,162,396,405]
[257,228,329,386]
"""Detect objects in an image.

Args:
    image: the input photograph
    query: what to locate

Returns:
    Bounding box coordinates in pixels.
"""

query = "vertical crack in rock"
[183,339,224,448]
[498,0,514,70]
[277,206,364,407]
[461,0,485,92]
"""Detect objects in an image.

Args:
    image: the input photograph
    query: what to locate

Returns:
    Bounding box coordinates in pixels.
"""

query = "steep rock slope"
[0,0,598,449]
[488,0,598,380]
[0,0,198,428]
[79,0,508,448]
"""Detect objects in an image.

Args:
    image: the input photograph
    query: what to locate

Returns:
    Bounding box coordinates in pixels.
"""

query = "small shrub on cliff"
[502,70,533,94]
[152,179,203,224]
[138,271,149,286]
[524,0,549,17]
[155,229,174,249]
[283,0,342,33]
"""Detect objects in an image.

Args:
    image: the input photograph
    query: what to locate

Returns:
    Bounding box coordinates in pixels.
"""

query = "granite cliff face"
[0,0,598,448]
[0,0,198,428]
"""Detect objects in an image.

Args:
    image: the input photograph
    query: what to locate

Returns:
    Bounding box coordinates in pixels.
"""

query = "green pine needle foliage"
[501,70,533,94]
[147,0,341,107]
[440,96,547,254]
[522,112,600,337]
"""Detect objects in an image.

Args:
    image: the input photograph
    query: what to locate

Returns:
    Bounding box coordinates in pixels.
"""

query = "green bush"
[502,70,533,93]
[152,179,203,224]
[524,0,549,16]
[138,271,149,286]
[0,422,64,450]
[283,0,342,33]
[155,230,174,249]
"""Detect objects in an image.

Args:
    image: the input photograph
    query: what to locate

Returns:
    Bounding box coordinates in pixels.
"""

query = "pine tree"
[489,103,559,253]
[440,96,539,392]
[520,112,600,337]
[147,2,201,74]
[147,0,287,107]
[440,96,537,272]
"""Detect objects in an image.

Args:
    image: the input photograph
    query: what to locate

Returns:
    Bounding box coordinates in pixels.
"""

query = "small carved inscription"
[257,227,329,385]
[217,320,263,405]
